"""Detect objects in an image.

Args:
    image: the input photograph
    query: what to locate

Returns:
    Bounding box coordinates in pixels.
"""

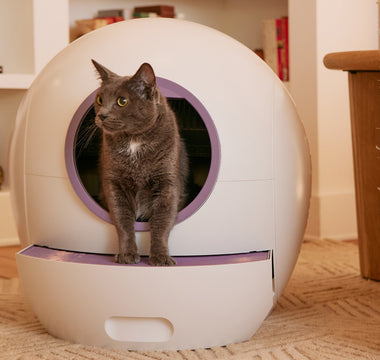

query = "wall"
[288,0,318,237]
[33,0,70,73]
[0,0,34,73]
[290,0,378,240]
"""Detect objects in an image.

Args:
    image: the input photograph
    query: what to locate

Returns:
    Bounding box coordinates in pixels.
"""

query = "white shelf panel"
[0,74,35,89]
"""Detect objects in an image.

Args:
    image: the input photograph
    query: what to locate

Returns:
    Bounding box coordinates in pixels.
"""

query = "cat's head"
[91,60,159,135]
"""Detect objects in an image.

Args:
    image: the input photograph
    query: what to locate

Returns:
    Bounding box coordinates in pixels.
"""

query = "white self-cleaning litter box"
[11,18,311,351]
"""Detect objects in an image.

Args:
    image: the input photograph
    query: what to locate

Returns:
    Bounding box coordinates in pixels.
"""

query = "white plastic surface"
[25,175,275,255]
[273,85,311,297]
[17,249,274,351]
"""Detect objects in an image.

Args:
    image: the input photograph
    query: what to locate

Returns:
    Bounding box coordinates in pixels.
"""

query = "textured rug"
[1,240,379,360]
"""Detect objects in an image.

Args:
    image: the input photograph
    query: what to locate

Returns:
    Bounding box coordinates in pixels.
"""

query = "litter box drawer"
[17,246,274,351]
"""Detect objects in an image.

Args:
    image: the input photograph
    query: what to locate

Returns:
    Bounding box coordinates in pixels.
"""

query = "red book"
[95,16,124,24]
[282,17,289,81]
[276,18,283,81]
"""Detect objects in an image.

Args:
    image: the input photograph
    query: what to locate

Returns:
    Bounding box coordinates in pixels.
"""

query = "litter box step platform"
[19,245,271,266]
[17,246,275,351]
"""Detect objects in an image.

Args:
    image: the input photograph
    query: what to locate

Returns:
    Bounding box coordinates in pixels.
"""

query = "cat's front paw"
[149,254,176,266]
[115,252,141,264]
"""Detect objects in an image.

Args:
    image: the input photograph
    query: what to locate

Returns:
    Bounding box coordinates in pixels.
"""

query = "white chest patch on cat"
[128,140,141,154]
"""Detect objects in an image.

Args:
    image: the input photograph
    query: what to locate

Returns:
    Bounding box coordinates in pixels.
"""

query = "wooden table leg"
[348,71,380,281]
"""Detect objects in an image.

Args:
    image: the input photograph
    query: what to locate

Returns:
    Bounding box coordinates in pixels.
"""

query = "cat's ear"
[91,59,116,83]
[134,63,156,86]
[130,63,156,99]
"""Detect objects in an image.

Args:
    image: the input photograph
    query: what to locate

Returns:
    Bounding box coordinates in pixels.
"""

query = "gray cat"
[92,60,188,266]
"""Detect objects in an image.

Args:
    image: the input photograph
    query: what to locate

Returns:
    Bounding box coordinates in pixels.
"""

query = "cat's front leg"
[106,184,140,264]
[116,220,140,264]
[148,188,178,266]
[115,242,140,265]
[149,252,176,266]
[114,219,140,265]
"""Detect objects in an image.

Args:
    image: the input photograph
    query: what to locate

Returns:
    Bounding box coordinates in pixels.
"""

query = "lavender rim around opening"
[65,78,221,231]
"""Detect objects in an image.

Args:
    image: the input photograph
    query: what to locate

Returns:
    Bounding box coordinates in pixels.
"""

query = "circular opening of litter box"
[65,78,221,231]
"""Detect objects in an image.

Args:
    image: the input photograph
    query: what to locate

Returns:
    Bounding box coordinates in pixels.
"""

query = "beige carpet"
[1,240,379,360]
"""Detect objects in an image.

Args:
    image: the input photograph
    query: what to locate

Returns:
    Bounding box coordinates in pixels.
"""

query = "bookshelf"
[0,74,35,90]
[68,0,288,50]
[0,0,289,85]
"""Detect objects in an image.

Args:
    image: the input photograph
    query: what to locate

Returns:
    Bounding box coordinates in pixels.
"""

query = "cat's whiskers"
[75,122,99,158]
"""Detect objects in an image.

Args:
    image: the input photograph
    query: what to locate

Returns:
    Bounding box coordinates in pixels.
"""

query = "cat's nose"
[99,114,108,121]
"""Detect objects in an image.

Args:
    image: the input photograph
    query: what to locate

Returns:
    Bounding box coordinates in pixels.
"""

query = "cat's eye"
[96,95,103,106]
[117,97,128,107]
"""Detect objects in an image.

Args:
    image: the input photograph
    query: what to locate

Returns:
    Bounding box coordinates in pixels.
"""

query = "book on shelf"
[70,6,176,41]
[133,12,159,18]
[133,5,175,18]
[71,11,125,41]
[97,9,124,18]
[262,17,289,81]
[95,9,124,24]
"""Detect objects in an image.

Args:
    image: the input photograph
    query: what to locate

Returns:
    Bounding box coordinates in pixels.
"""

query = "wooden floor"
[0,245,22,279]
